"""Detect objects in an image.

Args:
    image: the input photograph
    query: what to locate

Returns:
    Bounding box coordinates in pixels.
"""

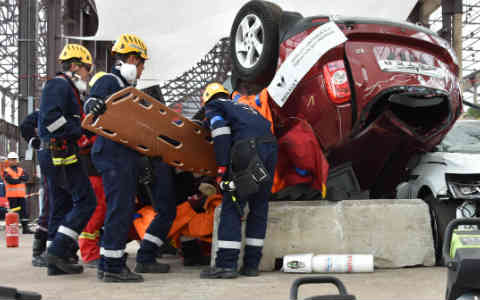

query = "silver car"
[396,120,480,264]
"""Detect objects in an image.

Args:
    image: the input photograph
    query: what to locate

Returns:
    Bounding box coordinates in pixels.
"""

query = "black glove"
[29,136,41,150]
[85,97,106,117]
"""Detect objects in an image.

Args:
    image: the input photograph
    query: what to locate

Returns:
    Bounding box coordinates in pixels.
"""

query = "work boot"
[47,254,83,275]
[200,266,238,279]
[32,252,48,268]
[184,255,211,266]
[83,259,99,269]
[182,240,210,266]
[32,230,47,257]
[68,243,80,264]
[97,269,104,280]
[103,266,144,283]
[134,261,170,273]
[156,242,177,258]
[239,266,260,277]
[47,264,68,276]
[21,221,34,234]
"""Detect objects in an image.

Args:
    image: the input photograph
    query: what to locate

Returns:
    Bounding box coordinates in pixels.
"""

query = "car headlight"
[448,182,480,198]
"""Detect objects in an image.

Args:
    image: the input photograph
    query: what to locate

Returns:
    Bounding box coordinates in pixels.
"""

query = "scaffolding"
[429,0,480,103]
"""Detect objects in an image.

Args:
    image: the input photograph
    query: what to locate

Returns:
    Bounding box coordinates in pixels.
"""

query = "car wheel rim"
[235,14,264,69]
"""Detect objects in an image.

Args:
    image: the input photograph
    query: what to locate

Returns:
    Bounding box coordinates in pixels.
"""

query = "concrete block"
[211,199,435,271]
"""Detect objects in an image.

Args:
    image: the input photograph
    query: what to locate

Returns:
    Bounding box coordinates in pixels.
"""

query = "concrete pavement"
[0,234,447,300]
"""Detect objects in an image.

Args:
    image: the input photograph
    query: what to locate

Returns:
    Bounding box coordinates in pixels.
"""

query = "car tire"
[424,194,457,266]
[230,0,282,85]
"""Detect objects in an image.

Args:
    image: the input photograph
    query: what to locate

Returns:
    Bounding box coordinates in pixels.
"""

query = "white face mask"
[66,72,88,93]
[73,78,88,93]
[119,61,138,84]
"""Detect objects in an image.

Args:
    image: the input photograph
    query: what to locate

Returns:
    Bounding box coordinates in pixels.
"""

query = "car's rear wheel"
[230,0,282,85]
[423,193,457,266]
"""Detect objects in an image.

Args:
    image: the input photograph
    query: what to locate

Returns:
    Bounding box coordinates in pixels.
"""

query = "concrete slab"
[0,234,447,299]
[212,199,435,270]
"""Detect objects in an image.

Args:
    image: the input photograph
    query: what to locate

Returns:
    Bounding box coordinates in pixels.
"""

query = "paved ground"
[0,234,447,300]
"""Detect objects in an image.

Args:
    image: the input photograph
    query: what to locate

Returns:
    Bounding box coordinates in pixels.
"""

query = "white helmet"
[7,152,18,159]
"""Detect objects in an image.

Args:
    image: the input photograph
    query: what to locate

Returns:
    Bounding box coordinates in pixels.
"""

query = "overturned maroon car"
[229,0,462,199]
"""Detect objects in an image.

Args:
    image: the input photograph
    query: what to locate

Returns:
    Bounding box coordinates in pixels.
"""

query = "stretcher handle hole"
[172,119,184,127]
[159,109,167,115]
[102,128,116,137]
[172,160,184,167]
[137,144,149,152]
[157,135,182,149]
[138,99,152,109]
[205,135,213,144]
[111,95,125,104]
[119,139,128,144]
[194,128,201,134]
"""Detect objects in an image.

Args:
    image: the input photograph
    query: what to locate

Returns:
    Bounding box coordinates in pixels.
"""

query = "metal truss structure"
[0,0,48,156]
[0,0,18,125]
[429,0,480,102]
[160,38,232,118]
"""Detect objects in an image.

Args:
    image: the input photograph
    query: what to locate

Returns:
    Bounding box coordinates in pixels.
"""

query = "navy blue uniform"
[87,68,176,273]
[20,111,49,232]
[205,97,278,270]
[38,73,96,258]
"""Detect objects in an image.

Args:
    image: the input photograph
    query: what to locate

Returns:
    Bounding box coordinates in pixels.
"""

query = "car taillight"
[323,60,351,104]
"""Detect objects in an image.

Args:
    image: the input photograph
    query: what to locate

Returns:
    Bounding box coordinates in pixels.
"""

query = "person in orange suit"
[134,179,220,266]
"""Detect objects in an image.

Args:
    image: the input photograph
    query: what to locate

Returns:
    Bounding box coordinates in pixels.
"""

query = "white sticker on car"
[267,21,347,108]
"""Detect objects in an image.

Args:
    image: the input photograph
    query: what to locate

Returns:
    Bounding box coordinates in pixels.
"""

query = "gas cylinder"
[5,210,19,247]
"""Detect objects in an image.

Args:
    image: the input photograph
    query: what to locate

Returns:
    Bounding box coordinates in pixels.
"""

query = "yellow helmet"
[202,82,229,105]
[58,43,93,65]
[89,71,107,88]
[112,34,149,60]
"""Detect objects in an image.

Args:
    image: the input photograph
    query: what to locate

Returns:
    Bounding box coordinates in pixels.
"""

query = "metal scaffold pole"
[18,0,37,157]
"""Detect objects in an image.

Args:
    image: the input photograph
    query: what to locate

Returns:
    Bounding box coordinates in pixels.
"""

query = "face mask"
[73,78,88,93]
[72,74,88,93]
[65,72,88,93]
[119,61,138,84]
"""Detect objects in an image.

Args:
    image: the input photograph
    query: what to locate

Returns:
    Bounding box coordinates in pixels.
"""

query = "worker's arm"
[204,100,232,167]
[3,171,23,185]
[20,171,29,182]
[20,111,39,142]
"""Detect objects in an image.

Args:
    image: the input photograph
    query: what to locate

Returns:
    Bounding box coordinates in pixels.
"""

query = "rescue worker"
[4,152,33,234]
[134,176,219,266]
[38,43,96,275]
[85,34,175,283]
[20,111,49,266]
[77,71,108,269]
[199,82,278,279]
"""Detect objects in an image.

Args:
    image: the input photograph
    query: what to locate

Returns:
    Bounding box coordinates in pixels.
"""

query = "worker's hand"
[216,166,227,187]
[85,97,106,117]
[28,136,41,150]
[187,194,206,213]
